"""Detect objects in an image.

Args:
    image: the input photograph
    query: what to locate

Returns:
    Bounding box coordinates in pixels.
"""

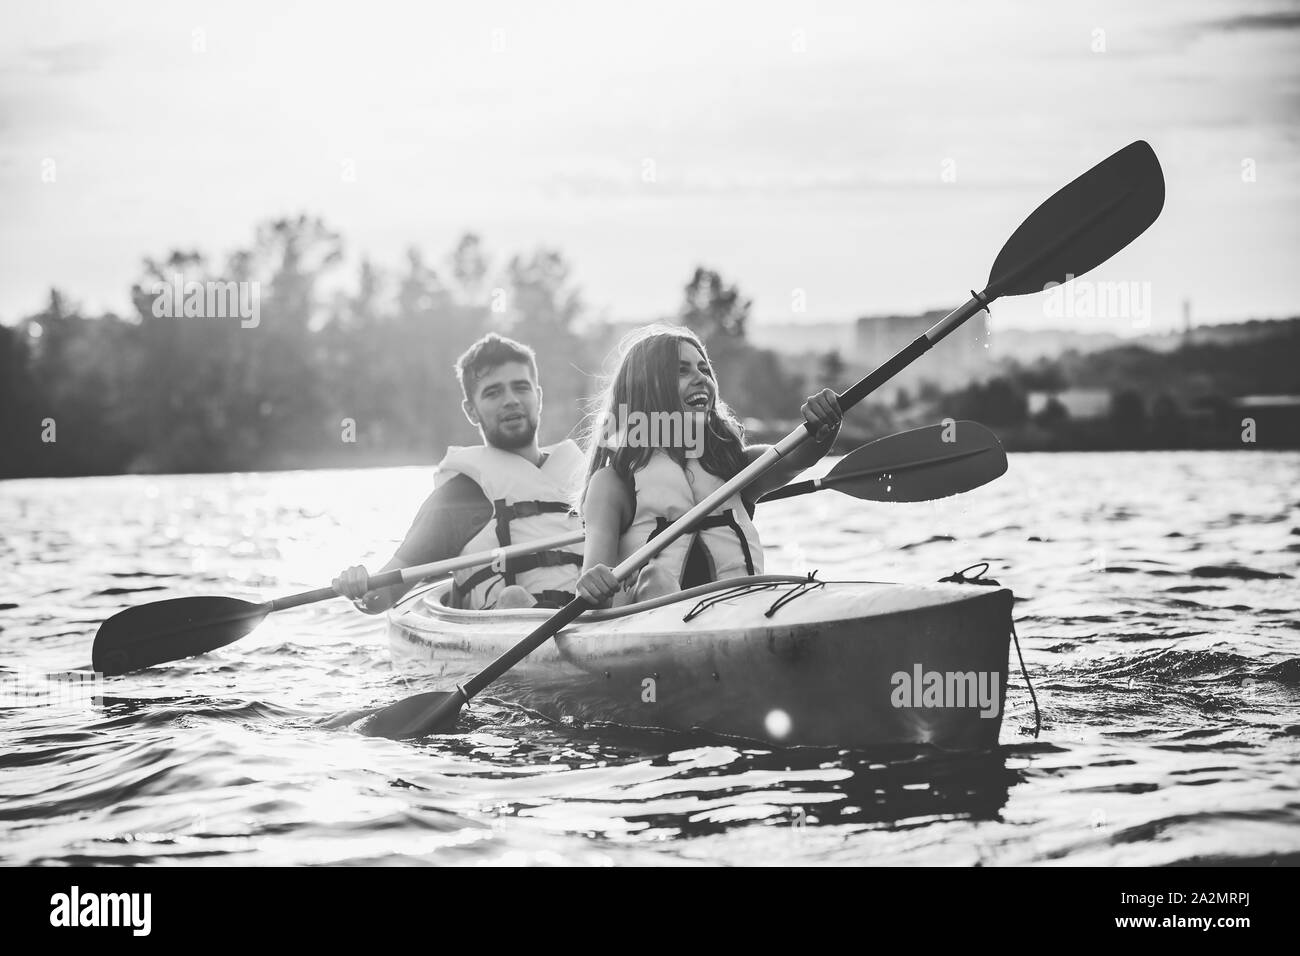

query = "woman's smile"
[677,342,715,413]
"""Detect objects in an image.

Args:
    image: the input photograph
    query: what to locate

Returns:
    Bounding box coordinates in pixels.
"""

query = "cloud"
[540,167,1051,200]
[15,42,109,76]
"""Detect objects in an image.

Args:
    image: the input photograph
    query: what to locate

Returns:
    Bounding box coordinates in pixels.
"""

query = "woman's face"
[675,340,715,416]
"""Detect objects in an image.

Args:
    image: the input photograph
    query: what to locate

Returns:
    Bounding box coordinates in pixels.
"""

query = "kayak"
[387,574,1013,750]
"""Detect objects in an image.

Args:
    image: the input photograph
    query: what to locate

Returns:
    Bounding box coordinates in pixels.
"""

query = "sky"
[2,0,1298,334]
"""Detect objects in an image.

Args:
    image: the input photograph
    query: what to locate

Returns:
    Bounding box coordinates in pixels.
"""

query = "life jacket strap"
[647,510,755,577]
[721,510,756,576]
[491,497,577,585]
[461,549,584,594]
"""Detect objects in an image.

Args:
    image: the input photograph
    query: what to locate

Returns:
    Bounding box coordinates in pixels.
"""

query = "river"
[1,451,1296,865]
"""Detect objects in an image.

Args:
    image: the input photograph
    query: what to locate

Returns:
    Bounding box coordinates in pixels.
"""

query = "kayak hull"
[387,575,1013,750]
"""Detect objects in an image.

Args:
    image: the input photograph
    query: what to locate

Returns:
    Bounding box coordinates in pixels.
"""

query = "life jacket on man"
[436,439,585,610]
[613,449,763,607]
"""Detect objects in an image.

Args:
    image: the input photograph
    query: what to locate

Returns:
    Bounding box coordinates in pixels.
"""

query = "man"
[334,333,584,612]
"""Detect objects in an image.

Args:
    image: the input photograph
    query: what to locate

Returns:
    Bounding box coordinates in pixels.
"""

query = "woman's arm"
[575,467,632,607]
[743,388,843,502]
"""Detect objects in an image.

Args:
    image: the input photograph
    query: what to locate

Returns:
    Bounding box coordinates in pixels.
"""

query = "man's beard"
[485,415,538,450]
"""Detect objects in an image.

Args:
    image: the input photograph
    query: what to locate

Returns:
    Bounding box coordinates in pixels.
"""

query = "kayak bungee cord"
[764,577,827,618]
[1009,621,1041,739]
[938,563,1041,738]
[681,581,792,622]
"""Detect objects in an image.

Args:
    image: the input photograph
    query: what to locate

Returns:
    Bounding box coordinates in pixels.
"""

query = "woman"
[575,326,842,608]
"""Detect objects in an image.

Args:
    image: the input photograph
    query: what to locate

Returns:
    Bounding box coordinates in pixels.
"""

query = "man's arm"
[336,474,492,614]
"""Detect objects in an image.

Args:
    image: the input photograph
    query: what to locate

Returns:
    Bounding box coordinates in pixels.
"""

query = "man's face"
[463,361,542,450]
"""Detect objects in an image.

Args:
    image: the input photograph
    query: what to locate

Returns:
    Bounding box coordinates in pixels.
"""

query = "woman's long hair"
[578,325,749,512]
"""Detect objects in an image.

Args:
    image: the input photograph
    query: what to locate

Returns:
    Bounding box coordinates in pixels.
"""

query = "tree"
[948,377,1028,427]
[680,267,750,343]
[1149,392,1187,448]
[1035,396,1070,429]
[502,248,590,446]
[255,215,344,332]
[393,244,487,455]
[448,233,489,300]
[507,248,582,333]
[0,320,43,478]
[7,290,141,475]
[1018,366,1064,392]
[1109,389,1147,446]
[397,248,452,320]
[124,217,344,470]
[820,350,846,392]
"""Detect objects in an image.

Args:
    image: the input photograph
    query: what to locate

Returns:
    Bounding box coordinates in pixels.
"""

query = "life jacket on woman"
[436,440,585,610]
[613,450,764,607]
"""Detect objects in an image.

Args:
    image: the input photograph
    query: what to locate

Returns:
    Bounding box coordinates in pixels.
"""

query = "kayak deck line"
[387,576,1014,750]
[391,573,827,623]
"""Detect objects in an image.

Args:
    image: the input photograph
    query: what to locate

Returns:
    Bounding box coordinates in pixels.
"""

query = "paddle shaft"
[264,530,586,613]
[275,431,974,618]
[455,296,989,702]
[217,443,929,621]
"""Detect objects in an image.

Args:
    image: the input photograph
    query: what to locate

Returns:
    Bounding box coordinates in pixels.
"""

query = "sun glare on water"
[765,709,792,740]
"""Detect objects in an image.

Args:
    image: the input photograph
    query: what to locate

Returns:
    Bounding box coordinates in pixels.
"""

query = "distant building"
[746,320,857,356]
[1027,389,1112,420]
[1231,395,1300,411]
[853,310,993,399]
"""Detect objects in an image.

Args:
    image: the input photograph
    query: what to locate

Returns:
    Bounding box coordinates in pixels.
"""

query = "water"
[2,452,1297,865]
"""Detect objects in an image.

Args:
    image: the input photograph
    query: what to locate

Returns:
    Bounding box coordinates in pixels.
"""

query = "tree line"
[3,214,1296,480]
[926,325,1300,449]
[0,216,804,478]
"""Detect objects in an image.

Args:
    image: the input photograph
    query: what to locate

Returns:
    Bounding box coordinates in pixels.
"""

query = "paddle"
[759,420,1005,503]
[360,140,1165,739]
[92,426,999,678]
[90,529,585,677]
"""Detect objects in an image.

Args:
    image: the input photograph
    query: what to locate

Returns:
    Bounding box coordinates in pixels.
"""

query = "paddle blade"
[363,598,588,739]
[985,140,1164,299]
[359,690,466,739]
[91,596,270,676]
[822,421,1006,503]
